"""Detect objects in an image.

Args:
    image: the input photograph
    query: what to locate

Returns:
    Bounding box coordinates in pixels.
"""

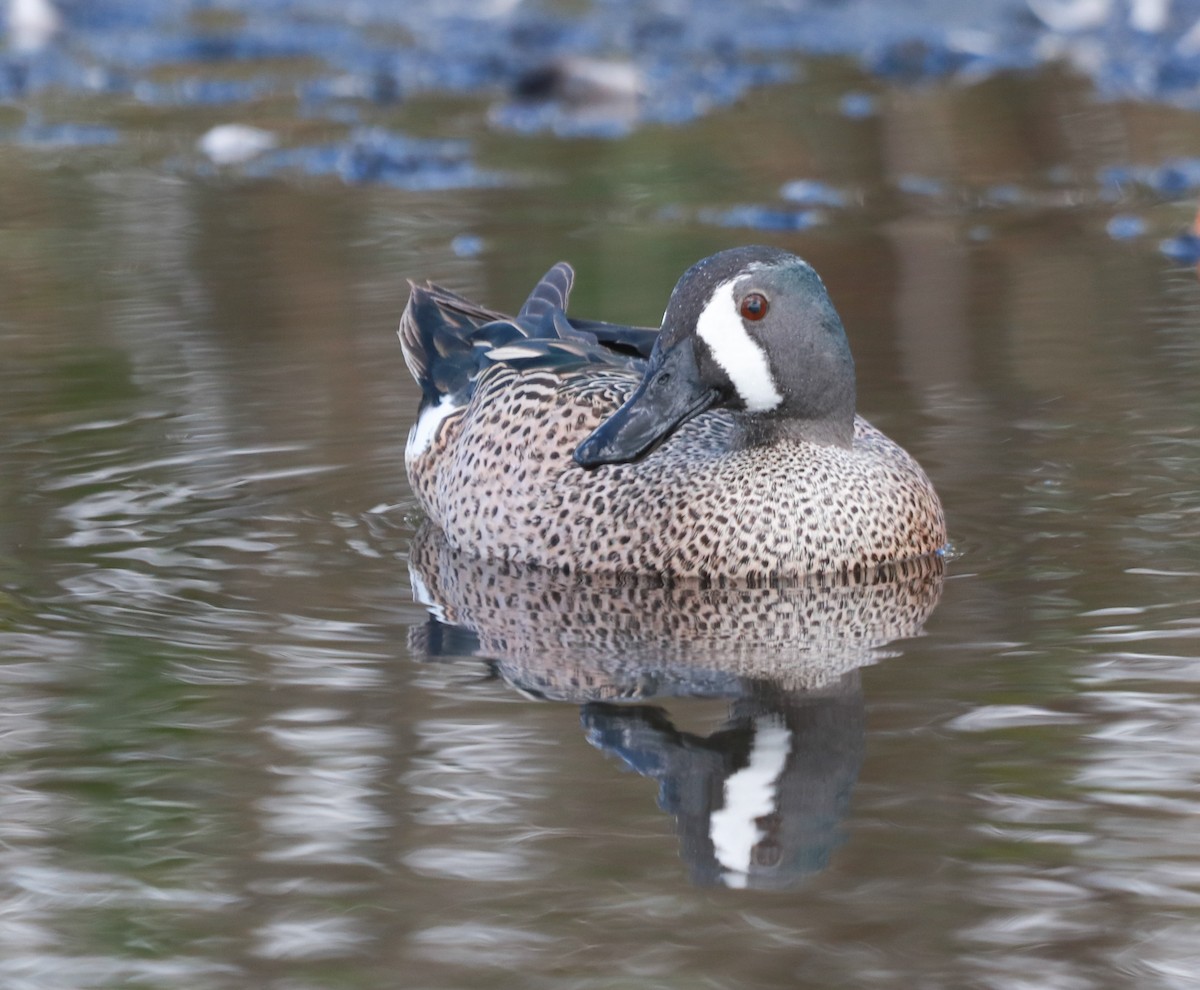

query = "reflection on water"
[583,690,864,889]
[408,524,943,888]
[2,38,1200,990]
[408,525,944,698]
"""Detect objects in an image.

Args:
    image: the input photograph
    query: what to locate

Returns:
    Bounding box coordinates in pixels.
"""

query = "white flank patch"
[407,394,461,460]
[709,717,791,886]
[695,280,783,412]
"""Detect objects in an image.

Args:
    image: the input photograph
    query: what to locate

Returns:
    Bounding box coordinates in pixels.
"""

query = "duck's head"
[574,246,856,468]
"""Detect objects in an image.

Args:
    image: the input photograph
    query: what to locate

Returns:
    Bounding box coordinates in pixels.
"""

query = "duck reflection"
[407,523,944,889]
[582,684,865,889]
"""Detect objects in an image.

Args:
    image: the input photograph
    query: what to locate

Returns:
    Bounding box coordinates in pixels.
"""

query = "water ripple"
[948,705,1088,732]
[403,845,540,882]
[409,923,557,967]
[253,914,370,961]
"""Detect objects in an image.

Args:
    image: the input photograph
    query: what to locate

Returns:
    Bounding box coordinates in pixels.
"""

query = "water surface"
[2,19,1200,990]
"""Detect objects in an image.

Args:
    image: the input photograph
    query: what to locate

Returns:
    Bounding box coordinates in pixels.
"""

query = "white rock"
[1130,0,1170,33]
[198,124,278,166]
[1027,0,1113,32]
[8,0,61,54]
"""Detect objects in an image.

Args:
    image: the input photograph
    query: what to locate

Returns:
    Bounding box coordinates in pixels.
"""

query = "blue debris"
[244,128,505,190]
[838,91,877,118]
[897,175,947,197]
[1098,164,1140,192]
[1098,159,1200,199]
[779,179,847,208]
[698,205,826,232]
[1106,213,1148,239]
[982,183,1027,207]
[301,70,402,107]
[866,38,976,82]
[492,55,793,137]
[4,0,1200,156]
[0,47,123,98]
[1153,158,1200,196]
[16,122,120,147]
[451,234,484,258]
[489,98,637,140]
[133,76,273,106]
[81,20,348,71]
[1158,233,1200,263]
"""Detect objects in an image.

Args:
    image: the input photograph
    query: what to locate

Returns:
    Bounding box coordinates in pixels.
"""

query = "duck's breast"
[413,371,944,578]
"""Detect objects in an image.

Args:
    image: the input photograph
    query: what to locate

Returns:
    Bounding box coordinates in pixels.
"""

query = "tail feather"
[518,262,574,323]
[399,262,656,411]
[399,281,504,403]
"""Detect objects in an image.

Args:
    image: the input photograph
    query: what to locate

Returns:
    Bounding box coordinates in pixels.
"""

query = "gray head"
[575,246,856,467]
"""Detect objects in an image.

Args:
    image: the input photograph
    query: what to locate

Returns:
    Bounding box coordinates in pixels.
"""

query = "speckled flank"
[404,359,945,580]
[400,257,947,581]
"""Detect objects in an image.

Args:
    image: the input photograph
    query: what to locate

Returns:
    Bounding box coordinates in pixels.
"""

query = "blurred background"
[2,1,1200,988]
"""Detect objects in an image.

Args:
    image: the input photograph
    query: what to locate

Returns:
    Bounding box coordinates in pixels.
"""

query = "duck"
[399,245,946,581]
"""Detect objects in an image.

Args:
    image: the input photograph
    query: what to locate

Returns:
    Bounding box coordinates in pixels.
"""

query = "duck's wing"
[400,263,658,410]
[569,318,658,358]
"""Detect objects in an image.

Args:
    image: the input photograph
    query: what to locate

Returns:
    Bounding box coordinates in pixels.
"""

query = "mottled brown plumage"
[400,248,946,580]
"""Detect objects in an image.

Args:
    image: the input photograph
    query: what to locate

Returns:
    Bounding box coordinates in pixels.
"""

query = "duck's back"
[401,265,946,580]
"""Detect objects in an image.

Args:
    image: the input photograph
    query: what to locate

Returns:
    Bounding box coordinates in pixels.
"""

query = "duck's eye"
[739,292,769,321]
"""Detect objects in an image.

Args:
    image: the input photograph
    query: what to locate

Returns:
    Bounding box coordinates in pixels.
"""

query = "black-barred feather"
[517,261,574,322]
[399,263,658,412]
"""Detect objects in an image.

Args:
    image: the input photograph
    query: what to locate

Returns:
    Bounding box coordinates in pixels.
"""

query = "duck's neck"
[737,412,856,450]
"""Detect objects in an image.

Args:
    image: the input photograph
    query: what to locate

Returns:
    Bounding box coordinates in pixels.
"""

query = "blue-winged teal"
[399,246,946,580]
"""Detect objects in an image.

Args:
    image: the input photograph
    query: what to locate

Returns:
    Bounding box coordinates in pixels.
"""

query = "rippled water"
[3,12,1200,988]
